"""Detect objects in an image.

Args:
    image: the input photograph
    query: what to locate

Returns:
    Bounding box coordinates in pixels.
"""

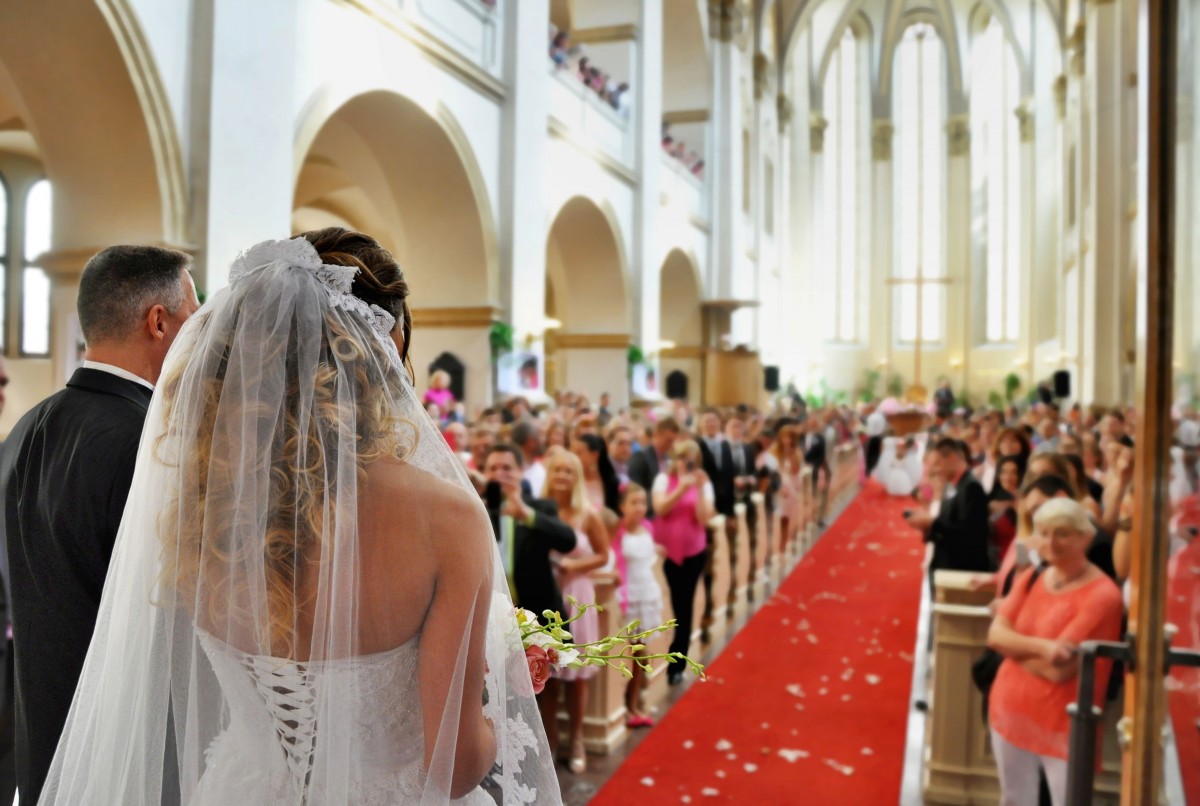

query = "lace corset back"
[196,632,427,803]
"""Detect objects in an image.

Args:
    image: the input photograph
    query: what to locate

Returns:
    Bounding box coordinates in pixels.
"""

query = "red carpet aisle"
[1167,543,1200,803]
[592,486,922,804]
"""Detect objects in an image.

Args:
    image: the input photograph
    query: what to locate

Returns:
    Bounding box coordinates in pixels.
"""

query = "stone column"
[499,0,551,398]
[871,120,895,380]
[1080,2,1128,404]
[632,0,664,382]
[781,39,813,389]
[187,0,297,292]
[944,115,971,391]
[39,249,98,389]
[1016,101,1036,368]
[706,0,745,303]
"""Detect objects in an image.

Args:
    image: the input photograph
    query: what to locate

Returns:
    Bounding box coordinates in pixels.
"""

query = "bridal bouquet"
[516,598,704,694]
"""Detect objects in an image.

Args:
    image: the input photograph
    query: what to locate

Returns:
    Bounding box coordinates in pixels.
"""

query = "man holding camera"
[482,444,577,619]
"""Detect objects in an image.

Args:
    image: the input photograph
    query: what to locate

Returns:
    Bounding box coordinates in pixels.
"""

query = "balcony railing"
[660,151,708,225]
[547,67,634,170]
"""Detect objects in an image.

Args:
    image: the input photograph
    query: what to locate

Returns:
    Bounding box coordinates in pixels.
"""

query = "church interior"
[0,0,1196,803]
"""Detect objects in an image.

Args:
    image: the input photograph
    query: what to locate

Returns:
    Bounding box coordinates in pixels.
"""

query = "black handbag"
[970,564,1043,722]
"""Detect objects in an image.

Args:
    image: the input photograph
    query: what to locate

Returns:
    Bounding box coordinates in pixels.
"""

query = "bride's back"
[291,457,490,660]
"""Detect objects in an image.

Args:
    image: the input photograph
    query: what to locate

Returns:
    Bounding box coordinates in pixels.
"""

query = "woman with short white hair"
[986,497,1123,806]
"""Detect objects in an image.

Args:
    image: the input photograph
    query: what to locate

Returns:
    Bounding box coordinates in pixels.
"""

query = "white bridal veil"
[39,238,559,804]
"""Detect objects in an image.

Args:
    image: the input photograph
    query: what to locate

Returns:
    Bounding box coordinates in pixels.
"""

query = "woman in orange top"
[986,497,1123,806]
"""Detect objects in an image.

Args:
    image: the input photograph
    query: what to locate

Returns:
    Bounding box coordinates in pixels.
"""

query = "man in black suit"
[1,245,198,803]
[481,444,577,620]
[906,438,992,590]
[803,418,831,526]
[696,410,736,631]
[725,416,760,599]
[0,356,13,806]
[627,416,682,519]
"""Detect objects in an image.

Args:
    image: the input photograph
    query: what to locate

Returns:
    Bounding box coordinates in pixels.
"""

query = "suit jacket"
[698,437,736,517]
[488,496,577,619]
[627,449,662,518]
[1,368,153,802]
[926,473,992,573]
[804,433,829,474]
[724,441,753,496]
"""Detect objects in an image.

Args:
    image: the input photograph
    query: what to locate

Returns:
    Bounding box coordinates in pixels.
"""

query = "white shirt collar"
[82,360,154,391]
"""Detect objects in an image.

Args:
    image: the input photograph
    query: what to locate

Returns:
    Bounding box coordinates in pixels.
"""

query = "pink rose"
[526,646,551,695]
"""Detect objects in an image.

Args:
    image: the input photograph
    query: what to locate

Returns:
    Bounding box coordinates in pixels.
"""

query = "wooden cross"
[886,276,952,395]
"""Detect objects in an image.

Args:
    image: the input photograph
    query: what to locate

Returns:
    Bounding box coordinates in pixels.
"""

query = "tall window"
[822,29,860,342]
[973,19,1021,343]
[22,180,51,356]
[893,24,946,344]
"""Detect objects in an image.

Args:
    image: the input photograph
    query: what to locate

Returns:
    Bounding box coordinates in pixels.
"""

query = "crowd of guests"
[865,396,1198,804]
[548,27,632,118]
[437,388,848,775]
[661,122,704,178]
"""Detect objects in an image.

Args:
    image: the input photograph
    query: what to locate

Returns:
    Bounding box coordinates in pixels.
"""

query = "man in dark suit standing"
[482,444,577,620]
[0,355,13,806]
[628,417,682,519]
[803,418,831,526]
[905,437,992,590]
[696,409,735,630]
[1,246,198,803]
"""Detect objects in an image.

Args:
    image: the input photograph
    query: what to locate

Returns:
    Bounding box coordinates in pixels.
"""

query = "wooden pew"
[924,571,1123,804]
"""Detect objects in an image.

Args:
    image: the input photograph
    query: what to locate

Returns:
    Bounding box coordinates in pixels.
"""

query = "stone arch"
[544,195,631,401]
[0,0,184,251]
[812,7,873,112]
[878,8,966,117]
[293,89,498,309]
[659,247,704,404]
[966,1,1031,97]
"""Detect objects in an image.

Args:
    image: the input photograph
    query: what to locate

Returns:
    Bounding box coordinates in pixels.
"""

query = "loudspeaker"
[764,365,780,392]
[1053,369,1071,399]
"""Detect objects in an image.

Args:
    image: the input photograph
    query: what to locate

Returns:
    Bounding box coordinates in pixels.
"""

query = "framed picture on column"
[497,351,542,397]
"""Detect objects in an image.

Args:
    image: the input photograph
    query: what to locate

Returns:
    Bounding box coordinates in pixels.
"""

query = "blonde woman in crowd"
[540,450,610,774]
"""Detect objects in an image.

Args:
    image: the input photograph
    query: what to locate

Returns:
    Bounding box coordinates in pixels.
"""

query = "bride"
[38,229,560,804]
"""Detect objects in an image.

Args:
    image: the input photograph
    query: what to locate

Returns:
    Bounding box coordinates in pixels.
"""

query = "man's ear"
[146,304,169,341]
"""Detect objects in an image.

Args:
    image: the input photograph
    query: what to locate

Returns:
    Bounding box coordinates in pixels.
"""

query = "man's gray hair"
[77,245,192,344]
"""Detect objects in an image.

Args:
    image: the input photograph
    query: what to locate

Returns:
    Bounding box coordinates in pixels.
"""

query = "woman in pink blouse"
[651,440,714,685]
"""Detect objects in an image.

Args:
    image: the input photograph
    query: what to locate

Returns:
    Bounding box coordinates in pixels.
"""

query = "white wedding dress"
[38,238,558,805]
[194,632,490,805]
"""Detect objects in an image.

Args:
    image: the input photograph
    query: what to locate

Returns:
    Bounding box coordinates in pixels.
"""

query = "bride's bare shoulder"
[363,460,492,553]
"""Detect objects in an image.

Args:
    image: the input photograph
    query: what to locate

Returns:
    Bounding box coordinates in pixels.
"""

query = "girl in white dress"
[614,482,665,727]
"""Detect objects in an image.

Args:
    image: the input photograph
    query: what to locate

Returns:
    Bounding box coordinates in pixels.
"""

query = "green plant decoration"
[627,344,646,367]
[489,321,514,358]
[860,369,882,404]
[1004,372,1022,404]
[887,373,904,398]
[988,390,1005,410]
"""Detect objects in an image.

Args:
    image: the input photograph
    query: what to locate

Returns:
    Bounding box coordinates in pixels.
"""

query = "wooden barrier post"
[579,571,629,755]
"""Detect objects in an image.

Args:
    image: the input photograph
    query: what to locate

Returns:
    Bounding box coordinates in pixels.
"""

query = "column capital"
[1053,74,1068,119]
[945,116,970,157]
[1014,100,1035,143]
[753,52,770,100]
[776,93,794,130]
[872,120,894,162]
[809,112,828,154]
[707,0,747,42]
[1068,21,1086,77]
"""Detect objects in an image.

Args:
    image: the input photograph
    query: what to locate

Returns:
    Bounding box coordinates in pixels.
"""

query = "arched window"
[972,18,1021,343]
[822,28,861,342]
[893,23,946,345]
[22,179,51,356]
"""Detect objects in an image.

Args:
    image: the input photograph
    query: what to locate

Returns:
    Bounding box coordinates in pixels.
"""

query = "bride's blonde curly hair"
[157,228,417,658]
